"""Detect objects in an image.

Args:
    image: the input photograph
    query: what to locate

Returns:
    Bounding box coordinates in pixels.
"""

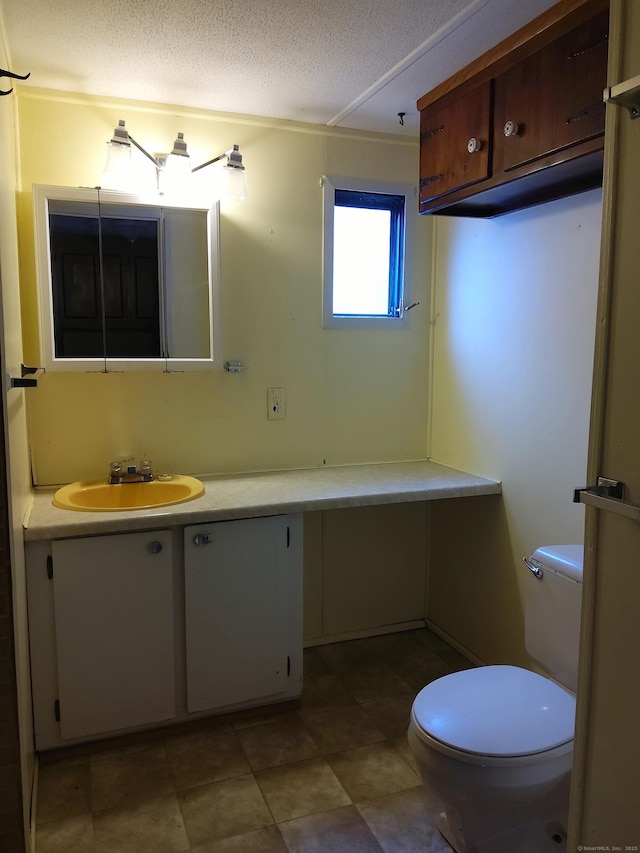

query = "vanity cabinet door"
[51,530,175,739]
[184,515,302,714]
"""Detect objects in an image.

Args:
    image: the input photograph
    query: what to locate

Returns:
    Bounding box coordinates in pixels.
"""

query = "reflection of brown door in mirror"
[50,215,161,358]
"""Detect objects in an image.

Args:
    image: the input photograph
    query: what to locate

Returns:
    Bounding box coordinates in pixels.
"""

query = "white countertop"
[24,460,502,541]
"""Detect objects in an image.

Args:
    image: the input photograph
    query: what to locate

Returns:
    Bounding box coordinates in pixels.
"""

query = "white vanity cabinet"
[184,515,303,713]
[27,529,175,745]
[25,514,303,750]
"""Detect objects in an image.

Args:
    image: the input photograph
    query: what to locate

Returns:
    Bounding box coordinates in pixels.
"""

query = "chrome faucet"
[109,459,154,484]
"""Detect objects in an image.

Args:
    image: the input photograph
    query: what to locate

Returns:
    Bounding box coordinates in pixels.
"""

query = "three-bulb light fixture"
[102,119,247,201]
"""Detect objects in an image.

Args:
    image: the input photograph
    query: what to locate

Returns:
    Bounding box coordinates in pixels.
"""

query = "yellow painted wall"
[13,87,601,670]
[428,190,602,665]
[16,90,432,486]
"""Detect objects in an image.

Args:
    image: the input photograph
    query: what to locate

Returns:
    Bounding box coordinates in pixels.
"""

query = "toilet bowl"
[408,545,583,852]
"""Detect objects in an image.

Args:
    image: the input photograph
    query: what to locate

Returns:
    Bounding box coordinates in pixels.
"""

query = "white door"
[184,516,290,713]
[570,0,640,845]
[52,530,175,739]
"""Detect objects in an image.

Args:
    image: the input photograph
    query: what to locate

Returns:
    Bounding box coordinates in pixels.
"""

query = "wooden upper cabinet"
[419,81,491,205]
[417,0,609,217]
[493,10,608,174]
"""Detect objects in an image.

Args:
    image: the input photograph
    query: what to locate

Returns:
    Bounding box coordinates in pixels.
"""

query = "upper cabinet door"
[419,80,492,207]
[493,10,609,174]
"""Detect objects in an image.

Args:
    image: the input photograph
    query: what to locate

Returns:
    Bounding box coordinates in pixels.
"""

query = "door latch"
[574,477,640,521]
[573,477,624,503]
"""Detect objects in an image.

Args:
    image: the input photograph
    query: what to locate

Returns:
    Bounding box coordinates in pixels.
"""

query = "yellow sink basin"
[53,474,205,512]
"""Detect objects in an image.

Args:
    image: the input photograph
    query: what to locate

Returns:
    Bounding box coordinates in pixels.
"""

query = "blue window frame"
[323,176,412,329]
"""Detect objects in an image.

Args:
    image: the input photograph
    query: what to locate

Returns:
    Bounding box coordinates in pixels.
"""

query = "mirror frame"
[33,184,222,372]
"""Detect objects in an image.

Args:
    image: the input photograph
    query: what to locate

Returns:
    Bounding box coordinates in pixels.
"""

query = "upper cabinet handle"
[420,124,445,144]
[567,35,608,60]
[566,101,605,124]
[419,174,444,190]
[467,137,483,154]
[503,120,521,138]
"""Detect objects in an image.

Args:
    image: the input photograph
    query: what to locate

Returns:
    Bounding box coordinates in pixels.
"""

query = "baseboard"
[303,619,426,647]
[425,618,486,666]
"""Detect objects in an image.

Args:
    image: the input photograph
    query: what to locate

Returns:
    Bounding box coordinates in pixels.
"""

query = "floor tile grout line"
[276,803,387,853]
[36,629,463,851]
[88,742,179,816]
[46,669,421,822]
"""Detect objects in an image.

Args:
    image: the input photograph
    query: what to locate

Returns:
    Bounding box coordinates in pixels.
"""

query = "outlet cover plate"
[267,387,286,420]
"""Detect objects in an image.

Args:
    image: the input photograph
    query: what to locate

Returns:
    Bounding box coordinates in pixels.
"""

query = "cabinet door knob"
[467,137,482,153]
[193,533,211,546]
[149,541,163,554]
[503,120,521,138]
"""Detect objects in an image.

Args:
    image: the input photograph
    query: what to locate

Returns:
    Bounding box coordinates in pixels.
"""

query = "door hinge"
[286,526,290,548]
[46,555,53,579]
[287,655,291,677]
[54,699,60,722]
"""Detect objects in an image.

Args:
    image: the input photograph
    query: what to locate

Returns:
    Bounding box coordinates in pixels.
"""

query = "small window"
[323,176,413,328]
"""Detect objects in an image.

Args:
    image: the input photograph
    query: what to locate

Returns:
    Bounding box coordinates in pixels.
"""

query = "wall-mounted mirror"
[33,185,222,372]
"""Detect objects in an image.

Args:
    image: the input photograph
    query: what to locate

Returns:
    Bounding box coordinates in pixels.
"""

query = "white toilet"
[408,544,583,853]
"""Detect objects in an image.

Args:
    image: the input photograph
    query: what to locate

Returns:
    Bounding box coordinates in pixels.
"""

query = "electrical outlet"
[267,387,286,420]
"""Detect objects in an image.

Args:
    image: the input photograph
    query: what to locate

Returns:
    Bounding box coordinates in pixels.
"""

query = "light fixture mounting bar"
[191,152,226,174]
[127,134,162,168]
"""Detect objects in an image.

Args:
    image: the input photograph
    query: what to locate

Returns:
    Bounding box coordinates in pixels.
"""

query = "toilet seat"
[412,665,575,758]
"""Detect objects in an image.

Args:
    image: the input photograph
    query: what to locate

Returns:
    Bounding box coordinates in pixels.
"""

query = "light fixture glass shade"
[102,140,134,191]
[100,122,247,202]
[218,164,247,201]
[191,159,247,203]
[161,152,192,199]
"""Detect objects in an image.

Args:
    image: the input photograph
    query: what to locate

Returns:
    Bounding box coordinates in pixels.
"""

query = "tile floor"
[35,627,472,852]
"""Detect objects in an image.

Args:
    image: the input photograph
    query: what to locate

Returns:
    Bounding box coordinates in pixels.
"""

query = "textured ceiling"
[1,0,559,136]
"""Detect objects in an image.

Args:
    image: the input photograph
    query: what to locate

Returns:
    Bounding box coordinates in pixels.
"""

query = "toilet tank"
[524,544,583,693]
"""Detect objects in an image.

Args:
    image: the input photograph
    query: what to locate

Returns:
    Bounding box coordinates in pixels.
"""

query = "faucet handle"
[109,460,123,484]
[139,459,153,480]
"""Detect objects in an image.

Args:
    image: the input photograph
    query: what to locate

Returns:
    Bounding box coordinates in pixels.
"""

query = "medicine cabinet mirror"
[33,185,222,372]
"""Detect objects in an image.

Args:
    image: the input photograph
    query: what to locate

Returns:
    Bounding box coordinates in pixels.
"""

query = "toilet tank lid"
[412,665,575,757]
[529,544,583,583]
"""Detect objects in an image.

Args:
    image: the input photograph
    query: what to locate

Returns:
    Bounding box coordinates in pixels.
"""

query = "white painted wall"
[428,190,601,664]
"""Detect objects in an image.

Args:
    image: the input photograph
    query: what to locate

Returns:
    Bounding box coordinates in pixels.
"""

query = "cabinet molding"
[418,0,609,217]
[417,0,609,113]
